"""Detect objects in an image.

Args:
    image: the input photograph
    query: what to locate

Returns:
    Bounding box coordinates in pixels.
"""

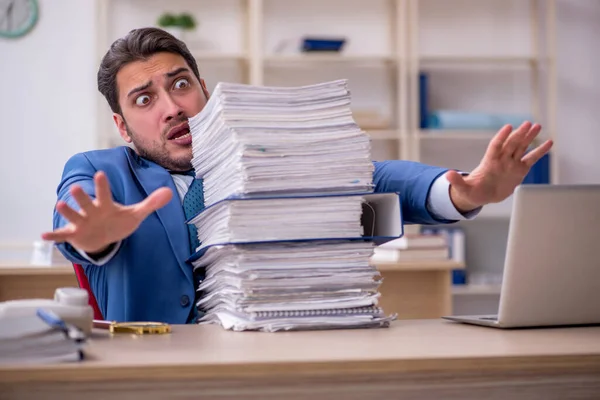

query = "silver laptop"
[443,184,600,328]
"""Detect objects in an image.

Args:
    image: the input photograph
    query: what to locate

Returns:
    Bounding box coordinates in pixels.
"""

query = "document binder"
[186,191,403,257]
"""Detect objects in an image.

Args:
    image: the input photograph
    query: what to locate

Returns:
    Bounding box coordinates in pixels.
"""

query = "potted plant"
[157,12,197,41]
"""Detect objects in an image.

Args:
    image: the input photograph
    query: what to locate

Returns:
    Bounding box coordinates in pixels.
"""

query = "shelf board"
[373,259,464,272]
[264,54,396,65]
[419,55,549,66]
[418,130,497,140]
[419,131,554,147]
[192,52,248,61]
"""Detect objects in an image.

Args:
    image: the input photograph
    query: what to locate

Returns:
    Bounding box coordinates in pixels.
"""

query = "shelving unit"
[410,0,557,221]
[95,0,410,161]
[95,0,557,190]
[95,0,557,308]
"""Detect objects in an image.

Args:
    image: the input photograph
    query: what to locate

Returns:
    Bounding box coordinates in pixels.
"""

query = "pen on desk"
[38,308,87,341]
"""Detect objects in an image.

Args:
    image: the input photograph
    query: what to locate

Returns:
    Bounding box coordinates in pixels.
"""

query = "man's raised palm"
[42,172,172,254]
[446,121,553,212]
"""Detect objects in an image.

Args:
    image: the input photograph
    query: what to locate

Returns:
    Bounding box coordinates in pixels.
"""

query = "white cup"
[30,240,54,266]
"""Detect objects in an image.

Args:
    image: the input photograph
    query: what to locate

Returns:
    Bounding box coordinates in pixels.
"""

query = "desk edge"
[1,354,599,384]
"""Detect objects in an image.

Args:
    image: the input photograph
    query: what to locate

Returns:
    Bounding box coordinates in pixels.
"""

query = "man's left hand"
[445,121,553,213]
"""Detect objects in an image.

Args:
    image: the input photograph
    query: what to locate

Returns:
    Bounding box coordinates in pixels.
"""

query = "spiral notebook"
[199,306,393,332]
[191,240,397,332]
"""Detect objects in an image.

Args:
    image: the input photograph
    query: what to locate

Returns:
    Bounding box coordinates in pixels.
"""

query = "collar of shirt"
[169,173,195,203]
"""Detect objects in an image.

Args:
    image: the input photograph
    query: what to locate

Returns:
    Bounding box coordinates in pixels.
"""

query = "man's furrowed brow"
[127,81,152,98]
[166,67,190,78]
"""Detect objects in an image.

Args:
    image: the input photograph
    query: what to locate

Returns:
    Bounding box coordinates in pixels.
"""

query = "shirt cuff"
[427,172,482,221]
[74,241,121,266]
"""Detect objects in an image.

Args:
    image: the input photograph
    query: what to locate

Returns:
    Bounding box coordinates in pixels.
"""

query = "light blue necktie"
[182,178,204,253]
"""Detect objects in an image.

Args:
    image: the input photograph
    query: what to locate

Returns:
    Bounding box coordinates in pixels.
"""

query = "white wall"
[0,0,599,246]
[0,0,98,245]
[556,0,600,183]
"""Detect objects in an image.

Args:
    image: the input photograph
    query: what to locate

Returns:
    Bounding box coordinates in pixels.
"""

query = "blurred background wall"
[0,0,598,245]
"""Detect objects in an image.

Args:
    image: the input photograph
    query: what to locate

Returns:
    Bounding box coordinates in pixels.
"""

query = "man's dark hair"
[97,27,201,115]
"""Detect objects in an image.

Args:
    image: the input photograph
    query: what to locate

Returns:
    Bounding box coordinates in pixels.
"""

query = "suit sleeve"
[372,160,459,225]
[52,153,120,265]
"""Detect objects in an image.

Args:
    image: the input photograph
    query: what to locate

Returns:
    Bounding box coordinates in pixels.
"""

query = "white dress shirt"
[426,172,482,220]
[77,171,480,266]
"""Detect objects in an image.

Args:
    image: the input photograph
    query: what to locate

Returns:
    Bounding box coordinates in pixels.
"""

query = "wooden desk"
[1,320,599,399]
[375,260,464,319]
[0,265,77,301]
[0,258,461,320]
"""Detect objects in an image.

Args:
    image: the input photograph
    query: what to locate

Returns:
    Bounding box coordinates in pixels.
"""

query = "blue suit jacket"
[54,146,452,323]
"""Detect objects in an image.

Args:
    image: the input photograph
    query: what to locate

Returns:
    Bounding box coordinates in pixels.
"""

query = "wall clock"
[0,0,39,39]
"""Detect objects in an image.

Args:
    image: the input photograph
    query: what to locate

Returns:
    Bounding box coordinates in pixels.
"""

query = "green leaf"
[157,13,177,27]
[177,13,196,30]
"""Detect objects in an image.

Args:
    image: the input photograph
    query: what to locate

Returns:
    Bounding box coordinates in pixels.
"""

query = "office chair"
[72,263,103,320]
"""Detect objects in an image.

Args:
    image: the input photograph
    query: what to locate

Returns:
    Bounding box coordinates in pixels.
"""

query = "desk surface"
[2,319,599,383]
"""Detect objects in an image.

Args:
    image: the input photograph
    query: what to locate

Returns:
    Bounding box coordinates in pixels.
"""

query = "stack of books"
[371,234,450,263]
[186,80,398,332]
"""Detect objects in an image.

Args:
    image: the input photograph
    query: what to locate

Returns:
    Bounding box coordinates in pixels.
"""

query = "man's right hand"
[42,171,173,254]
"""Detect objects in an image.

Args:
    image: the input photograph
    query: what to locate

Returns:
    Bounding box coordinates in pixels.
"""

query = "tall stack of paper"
[187,79,398,332]
[188,79,374,206]
[187,194,365,248]
[190,240,391,332]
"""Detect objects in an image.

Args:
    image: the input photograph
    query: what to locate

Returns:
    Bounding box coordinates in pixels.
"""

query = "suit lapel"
[125,149,193,286]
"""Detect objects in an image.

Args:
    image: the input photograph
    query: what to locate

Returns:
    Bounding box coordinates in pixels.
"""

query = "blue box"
[301,37,346,52]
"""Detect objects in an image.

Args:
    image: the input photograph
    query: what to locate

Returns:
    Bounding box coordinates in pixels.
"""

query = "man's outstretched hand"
[42,171,173,254]
[446,121,553,213]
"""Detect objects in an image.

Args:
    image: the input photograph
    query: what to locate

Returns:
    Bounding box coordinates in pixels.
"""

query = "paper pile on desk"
[187,79,397,332]
[190,241,392,332]
[188,79,374,206]
[187,194,365,249]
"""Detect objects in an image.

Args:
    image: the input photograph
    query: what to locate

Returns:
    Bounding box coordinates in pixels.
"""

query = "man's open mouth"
[168,123,191,140]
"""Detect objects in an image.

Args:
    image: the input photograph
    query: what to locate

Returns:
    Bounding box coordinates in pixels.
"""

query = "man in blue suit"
[42,28,552,323]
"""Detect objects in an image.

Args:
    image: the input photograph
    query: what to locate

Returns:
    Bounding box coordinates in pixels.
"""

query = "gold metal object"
[109,321,172,335]
[93,319,171,335]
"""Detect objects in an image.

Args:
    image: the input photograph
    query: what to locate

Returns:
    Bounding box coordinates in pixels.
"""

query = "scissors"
[93,319,171,335]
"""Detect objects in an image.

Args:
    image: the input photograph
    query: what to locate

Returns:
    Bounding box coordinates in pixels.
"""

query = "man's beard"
[126,121,192,172]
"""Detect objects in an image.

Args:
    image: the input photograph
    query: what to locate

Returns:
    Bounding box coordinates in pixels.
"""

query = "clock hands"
[7,0,14,32]
[0,0,15,31]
